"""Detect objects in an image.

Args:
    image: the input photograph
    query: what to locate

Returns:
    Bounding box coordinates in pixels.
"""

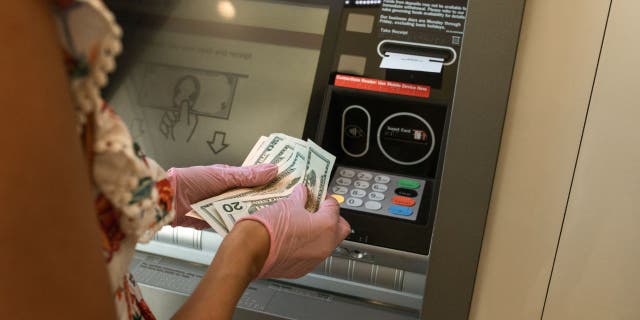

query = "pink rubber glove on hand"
[168,164,278,229]
[237,184,351,279]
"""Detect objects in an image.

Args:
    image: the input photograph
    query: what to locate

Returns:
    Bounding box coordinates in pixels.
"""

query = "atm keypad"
[328,166,425,221]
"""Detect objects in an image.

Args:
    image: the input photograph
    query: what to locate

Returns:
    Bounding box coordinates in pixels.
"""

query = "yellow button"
[331,194,345,204]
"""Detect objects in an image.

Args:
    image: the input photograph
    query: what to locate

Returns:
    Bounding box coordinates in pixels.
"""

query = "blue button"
[388,205,413,216]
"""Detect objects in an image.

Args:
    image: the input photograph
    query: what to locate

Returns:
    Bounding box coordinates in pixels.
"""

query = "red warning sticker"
[334,74,430,98]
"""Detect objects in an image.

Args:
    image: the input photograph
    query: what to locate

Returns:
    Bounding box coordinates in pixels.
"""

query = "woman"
[0,1,350,319]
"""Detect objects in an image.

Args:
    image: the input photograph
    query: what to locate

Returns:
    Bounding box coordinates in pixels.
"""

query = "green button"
[398,179,420,189]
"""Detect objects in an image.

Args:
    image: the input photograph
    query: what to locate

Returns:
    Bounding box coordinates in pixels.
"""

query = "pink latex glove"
[236,184,351,279]
[167,164,278,229]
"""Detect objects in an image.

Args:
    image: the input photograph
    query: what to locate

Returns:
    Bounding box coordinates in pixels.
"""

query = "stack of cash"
[188,133,336,235]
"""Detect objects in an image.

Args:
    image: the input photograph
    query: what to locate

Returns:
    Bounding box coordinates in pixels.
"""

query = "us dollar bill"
[252,134,286,165]
[199,148,306,207]
[192,149,306,230]
[215,195,287,231]
[242,135,267,166]
[192,202,229,236]
[303,139,336,212]
[189,133,335,232]
[269,144,295,166]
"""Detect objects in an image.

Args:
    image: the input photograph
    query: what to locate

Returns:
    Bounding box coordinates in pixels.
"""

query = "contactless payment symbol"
[346,125,365,138]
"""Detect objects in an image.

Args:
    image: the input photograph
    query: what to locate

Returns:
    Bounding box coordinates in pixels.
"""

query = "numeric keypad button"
[365,201,382,211]
[350,189,367,198]
[339,169,356,178]
[353,180,370,189]
[368,192,385,201]
[330,194,345,204]
[332,186,348,195]
[346,198,363,207]
[356,172,373,181]
[374,175,391,184]
[336,177,352,186]
[371,183,388,192]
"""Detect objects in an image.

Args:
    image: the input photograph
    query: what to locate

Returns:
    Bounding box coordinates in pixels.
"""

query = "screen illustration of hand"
[159,74,201,142]
[159,100,198,142]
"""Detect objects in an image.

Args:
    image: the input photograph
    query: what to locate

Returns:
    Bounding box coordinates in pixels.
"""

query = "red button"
[392,196,416,207]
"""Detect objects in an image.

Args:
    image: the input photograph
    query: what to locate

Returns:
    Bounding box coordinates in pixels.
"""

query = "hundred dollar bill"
[215,195,287,231]
[303,139,336,212]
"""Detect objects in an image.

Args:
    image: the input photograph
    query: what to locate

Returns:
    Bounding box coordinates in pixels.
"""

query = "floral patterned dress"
[53,1,174,318]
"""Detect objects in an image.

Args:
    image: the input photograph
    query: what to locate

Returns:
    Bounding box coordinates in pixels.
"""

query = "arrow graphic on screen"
[207,131,229,154]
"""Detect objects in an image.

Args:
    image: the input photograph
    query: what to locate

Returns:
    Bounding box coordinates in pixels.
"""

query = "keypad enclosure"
[319,88,445,254]
[328,166,426,221]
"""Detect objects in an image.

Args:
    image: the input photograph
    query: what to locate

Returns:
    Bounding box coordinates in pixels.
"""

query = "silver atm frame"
[419,0,526,318]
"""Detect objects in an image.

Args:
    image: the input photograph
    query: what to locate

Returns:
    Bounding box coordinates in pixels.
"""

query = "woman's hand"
[168,163,278,228]
[237,184,352,279]
[174,184,350,319]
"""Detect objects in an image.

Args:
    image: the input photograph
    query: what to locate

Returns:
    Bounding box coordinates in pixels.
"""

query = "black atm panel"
[316,0,469,255]
[323,87,444,255]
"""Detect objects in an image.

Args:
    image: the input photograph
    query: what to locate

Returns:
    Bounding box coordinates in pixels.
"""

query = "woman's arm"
[0,1,115,318]
[173,220,270,320]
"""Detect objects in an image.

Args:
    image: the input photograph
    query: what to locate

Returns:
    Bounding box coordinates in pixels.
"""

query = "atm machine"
[104,0,524,318]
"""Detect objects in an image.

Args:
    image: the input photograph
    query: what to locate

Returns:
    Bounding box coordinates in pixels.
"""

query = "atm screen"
[104,0,329,168]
